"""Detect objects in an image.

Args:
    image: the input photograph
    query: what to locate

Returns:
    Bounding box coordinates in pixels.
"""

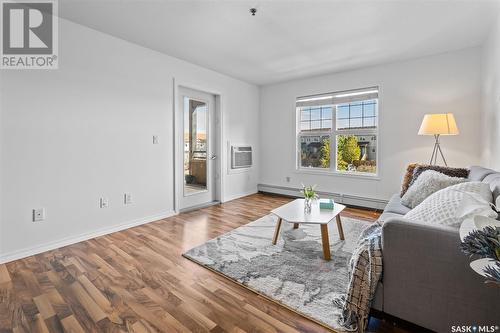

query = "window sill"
[294,168,380,180]
[228,166,253,175]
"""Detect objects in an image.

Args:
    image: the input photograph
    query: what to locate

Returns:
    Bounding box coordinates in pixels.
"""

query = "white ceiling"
[60,0,500,85]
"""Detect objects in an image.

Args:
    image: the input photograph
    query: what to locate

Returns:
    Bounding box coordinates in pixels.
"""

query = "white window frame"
[295,90,380,178]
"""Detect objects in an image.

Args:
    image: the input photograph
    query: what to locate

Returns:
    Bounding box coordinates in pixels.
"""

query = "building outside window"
[296,87,378,175]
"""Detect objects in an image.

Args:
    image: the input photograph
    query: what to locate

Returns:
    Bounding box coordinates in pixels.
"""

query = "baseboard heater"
[257,183,388,210]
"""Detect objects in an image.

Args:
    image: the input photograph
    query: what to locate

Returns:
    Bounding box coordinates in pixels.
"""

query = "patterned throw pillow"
[404,182,497,228]
[410,165,469,188]
[400,164,469,197]
[400,163,419,197]
[401,170,468,208]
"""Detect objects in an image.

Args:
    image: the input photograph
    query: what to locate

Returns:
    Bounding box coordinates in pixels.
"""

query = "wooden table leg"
[336,215,345,240]
[272,217,283,245]
[320,224,331,260]
[293,223,299,229]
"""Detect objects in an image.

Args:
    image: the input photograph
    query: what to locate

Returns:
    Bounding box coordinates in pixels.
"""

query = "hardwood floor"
[0,193,424,333]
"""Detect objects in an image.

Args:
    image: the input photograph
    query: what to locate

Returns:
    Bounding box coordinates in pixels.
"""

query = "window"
[296,87,378,175]
[336,100,377,130]
[299,106,332,131]
[299,135,330,168]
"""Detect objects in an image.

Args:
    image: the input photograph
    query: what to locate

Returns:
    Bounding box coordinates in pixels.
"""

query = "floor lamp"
[418,113,459,166]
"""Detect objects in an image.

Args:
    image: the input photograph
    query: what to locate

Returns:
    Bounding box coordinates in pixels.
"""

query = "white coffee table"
[271,199,346,260]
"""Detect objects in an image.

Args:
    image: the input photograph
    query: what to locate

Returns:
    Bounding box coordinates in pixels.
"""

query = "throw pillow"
[410,165,469,188]
[404,182,497,228]
[401,170,467,208]
[400,163,419,196]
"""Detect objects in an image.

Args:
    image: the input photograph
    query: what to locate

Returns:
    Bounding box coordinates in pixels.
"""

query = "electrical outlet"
[286,176,291,183]
[33,208,45,222]
[99,197,109,208]
[124,193,132,205]
[152,135,159,144]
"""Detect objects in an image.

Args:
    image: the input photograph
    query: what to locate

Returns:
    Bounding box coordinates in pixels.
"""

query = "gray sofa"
[371,166,500,332]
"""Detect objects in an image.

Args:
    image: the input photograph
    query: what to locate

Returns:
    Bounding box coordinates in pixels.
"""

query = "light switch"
[99,197,109,208]
[124,193,132,205]
[153,135,159,144]
[33,208,45,222]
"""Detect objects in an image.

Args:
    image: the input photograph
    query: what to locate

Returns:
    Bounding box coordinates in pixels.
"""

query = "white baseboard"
[0,210,177,264]
[257,183,388,210]
[223,189,258,203]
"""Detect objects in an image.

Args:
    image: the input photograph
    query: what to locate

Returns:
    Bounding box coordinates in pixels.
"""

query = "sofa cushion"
[469,166,500,206]
[379,211,405,223]
[384,194,411,215]
[404,182,497,228]
[468,166,497,181]
[401,170,467,208]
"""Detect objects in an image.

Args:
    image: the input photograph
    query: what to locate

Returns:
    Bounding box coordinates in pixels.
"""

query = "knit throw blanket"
[334,221,383,332]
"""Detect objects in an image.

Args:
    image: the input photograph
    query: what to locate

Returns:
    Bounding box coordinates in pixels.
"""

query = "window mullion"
[330,131,335,172]
[336,129,376,136]
[362,101,365,128]
[331,105,337,172]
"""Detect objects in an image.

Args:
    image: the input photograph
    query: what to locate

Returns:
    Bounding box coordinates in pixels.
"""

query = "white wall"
[481,11,500,169]
[0,19,259,262]
[259,48,482,204]
[0,67,3,256]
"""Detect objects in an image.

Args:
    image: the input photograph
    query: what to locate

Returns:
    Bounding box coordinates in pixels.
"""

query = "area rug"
[182,214,371,331]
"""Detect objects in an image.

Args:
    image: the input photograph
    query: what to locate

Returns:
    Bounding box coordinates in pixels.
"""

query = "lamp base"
[429,134,447,166]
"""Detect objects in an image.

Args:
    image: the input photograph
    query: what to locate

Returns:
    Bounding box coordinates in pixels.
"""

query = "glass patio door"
[177,87,216,210]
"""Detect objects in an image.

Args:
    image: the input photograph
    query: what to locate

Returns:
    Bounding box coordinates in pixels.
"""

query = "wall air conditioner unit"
[231,145,252,169]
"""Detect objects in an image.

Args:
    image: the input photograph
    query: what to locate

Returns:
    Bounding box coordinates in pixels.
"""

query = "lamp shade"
[418,113,459,136]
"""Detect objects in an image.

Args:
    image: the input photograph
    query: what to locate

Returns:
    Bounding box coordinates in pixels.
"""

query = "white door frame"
[172,78,224,213]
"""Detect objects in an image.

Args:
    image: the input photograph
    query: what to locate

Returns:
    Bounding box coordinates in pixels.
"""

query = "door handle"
[210,155,217,160]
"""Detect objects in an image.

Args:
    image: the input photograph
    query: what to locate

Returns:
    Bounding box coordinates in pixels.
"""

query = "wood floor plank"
[45,289,73,319]
[60,315,86,333]
[0,264,11,284]
[77,274,124,325]
[69,281,108,323]
[243,303,302,333]
[142,286,217,332]
[0,193,426,333]
[30,313,50,333]
[43,315,65,333]
[32,294,56,319]
[111,284,188,331]
[46,271,100,332]
[130,319,157,333]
